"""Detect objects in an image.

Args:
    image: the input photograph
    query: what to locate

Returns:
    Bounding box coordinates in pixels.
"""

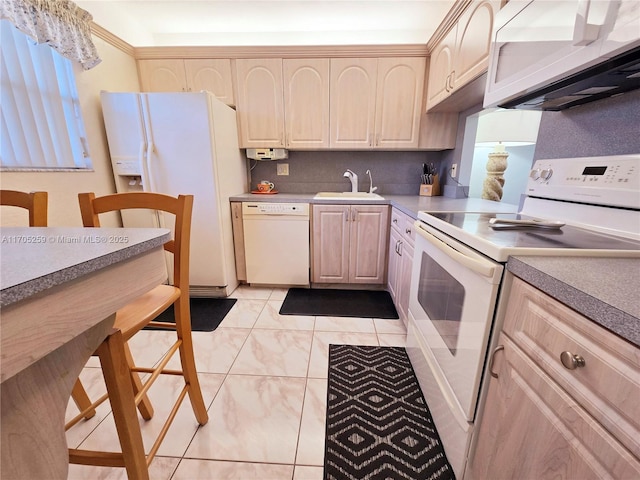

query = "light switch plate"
[277,163,289,175]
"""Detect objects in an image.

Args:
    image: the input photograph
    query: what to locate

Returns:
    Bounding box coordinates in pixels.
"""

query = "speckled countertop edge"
[229,193,519,219]
[1,229,170,307]
[508,256,640,348]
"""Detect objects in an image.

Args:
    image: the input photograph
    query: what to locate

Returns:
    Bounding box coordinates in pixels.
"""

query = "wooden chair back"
[0,190,48,226]
[77,192,193,291]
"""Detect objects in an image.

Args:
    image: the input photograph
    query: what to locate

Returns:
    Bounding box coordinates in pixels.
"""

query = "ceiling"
[76,1,456,48]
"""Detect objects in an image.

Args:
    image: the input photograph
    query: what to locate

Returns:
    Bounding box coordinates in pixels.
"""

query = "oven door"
[408,220,504,420]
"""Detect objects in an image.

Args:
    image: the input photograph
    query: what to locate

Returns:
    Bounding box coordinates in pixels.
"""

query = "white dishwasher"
[242,202,310,286]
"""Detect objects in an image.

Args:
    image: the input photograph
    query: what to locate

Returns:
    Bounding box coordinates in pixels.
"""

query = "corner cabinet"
[138,59,235,105]
[468,277,640,479]
[330,57,425,149]
[234,58,286,148]
[387,208,416,325]
[426,0,501,112]
[312,204,389,284]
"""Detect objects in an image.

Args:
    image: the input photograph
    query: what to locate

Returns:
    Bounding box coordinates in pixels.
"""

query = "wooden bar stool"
[66,192,208,479]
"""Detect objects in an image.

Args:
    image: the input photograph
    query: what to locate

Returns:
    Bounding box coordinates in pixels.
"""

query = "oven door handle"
[415,221,497,278]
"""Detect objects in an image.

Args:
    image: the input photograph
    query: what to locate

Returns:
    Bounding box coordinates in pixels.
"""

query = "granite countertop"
[0,227,170,307]
[508,256,640,347]
[229,192,519,219]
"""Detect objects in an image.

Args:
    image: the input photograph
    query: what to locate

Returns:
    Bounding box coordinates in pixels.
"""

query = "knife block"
[419,174,440,196]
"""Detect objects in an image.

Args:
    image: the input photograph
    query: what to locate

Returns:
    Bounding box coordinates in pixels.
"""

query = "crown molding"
[134,44,429,60]
[90,4,478,61]
[426,0,472,52]
[91,22,135,57]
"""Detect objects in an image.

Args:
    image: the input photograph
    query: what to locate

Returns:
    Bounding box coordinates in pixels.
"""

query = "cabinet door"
[184,59,234,105]
[453,0,499,90]
[235,58,285,148]
[312,205,350,283]
[426,26,456,111]
[374,57,425,148]
[138,59,187,92]
[283,58,330,149]
[387,226,402,302]
[349,205,389,284]
[469,334,640,480]
[330,58,378,148]
[504,277,640,458]
[396,240,414,326]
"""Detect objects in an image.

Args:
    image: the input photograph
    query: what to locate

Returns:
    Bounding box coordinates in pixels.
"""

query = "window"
[1,20,92,171]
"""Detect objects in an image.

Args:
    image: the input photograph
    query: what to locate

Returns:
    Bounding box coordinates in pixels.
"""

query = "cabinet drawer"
[390,209,404,232]
[471,333,640,480]
[503,277,640,458]
[390,208,416,245]
[401,215,416,246]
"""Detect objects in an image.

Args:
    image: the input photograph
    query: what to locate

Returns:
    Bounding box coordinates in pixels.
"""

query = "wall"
[440,103,483,198]
[0,36,139,227]
[534,89,640,159]
[249,150,445,195]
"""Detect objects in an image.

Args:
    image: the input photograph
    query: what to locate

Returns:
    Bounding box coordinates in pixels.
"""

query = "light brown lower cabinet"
[468,277,640,480]
[312,204,389,284]
[230,202,246,281]
[387,208,415,324]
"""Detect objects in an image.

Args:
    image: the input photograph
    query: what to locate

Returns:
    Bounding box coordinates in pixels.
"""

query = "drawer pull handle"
[405,228,411,234]
[560,351,586,370]
[489,345,504,378]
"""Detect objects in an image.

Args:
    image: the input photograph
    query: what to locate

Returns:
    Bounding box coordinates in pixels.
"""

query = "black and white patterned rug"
[324,345,455,480]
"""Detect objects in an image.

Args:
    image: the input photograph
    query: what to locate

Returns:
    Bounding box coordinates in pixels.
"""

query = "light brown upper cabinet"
[235,58,286,148]
[330,57,425,149]
[138,59,234,105]
[283,58,330,149]
[329,58,378,149]
[426,0,501,112]
[375,57,426,148]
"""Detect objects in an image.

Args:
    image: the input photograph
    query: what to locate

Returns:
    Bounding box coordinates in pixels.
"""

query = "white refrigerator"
[100,91,248,297]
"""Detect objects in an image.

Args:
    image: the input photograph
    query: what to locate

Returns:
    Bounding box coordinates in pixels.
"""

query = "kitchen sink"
[314,192,385,200]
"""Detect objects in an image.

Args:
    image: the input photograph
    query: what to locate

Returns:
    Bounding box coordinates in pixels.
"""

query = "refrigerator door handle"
[137,141,150,190]
[144,140,156,192]
[140,94,156,193]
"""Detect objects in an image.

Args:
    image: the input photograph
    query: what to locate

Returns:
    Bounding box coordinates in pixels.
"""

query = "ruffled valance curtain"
[1,0,101,69]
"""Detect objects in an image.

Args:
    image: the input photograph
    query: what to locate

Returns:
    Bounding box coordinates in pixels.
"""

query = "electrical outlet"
[451,163,458,178]
[277,163,289,176]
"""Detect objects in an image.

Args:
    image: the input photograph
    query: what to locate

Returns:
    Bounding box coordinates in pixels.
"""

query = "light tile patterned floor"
[66,286,407,480]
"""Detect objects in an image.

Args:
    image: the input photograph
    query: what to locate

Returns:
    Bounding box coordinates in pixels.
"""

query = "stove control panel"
[527,155,639,209]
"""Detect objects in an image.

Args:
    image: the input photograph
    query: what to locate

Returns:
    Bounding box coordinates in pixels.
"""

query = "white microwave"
[483,0,640,110]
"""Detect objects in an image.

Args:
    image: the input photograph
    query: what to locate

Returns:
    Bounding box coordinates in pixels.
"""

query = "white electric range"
[406,154,640,479]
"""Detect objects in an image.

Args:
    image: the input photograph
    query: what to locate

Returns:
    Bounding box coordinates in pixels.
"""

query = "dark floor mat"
[279,288,398,319]
[147,297,237,332]
[324,345,455,480]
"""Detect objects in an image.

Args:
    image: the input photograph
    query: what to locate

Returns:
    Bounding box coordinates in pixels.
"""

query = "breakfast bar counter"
[0,226,170,479]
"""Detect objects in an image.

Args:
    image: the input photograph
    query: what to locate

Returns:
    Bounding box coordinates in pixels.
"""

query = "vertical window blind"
[1,20,92,170]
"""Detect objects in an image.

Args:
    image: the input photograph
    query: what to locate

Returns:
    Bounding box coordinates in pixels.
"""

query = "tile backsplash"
[248,150,444,195]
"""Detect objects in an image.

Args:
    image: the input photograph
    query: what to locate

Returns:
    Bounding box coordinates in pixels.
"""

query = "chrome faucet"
[366,169,378,194]
[343,169,358,193]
